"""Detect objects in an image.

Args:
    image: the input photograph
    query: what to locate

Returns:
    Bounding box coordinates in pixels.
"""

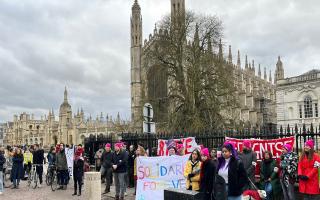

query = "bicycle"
[45,165,55,186]
[28,164,42,189]
[50,167,59,191]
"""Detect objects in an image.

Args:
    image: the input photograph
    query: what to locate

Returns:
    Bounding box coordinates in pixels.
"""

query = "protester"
[112,142,128,200]
[279,144,298,200]
[121,142,129,195]
[33,144,45,187]
[128,145,136,188]
[177,142,185,156]
[239,139,257,189]
[56,144,68,190]
[0,147,6,195]
[11,148,24,189]
[217,142,248,200]
[259,151,282,200]
[298,139,320,199]
[184,149,201,191]
[210,148,218,167]
[47,147,56,166]
[23,148,33,179]
[101,143,113,194]
[72,147,84,196]
[134,145,146,195]
[95,145,104,172]
[200,148,216,200]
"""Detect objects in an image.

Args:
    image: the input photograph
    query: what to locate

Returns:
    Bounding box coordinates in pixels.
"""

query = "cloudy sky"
[0,0,319,123]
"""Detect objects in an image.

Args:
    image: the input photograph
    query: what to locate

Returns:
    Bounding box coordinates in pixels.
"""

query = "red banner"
[157,137,199,156]
[225,136,295,160]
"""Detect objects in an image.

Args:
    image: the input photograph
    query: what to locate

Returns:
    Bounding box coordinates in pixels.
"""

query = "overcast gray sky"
[0,0,319,123]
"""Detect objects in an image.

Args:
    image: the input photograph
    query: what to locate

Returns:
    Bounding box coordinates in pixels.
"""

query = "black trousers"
[36,165,43,184]
[128,167,134,187]
[74,176,83,194]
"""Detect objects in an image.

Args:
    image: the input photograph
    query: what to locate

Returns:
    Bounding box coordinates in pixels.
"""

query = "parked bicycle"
[50,166,59,191]
[27,164,43,189]
[45,164,55,186]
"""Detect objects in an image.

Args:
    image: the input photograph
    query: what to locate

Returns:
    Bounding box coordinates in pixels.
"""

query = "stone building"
[3,88,129,147]
[276,67,320,129]
[130,0,277,132]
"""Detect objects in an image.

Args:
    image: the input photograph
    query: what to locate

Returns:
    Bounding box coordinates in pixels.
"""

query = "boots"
[115,196,119,200]
[78,184,82,196]
[72,184,77,196]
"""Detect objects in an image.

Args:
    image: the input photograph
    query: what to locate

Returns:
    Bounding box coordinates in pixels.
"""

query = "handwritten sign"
[136,155,189,200]
[157,137,199,156]
[225,136,295,160]
[65,147,74,177]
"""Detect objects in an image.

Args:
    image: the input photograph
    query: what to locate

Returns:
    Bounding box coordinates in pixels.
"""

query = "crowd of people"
[0,138,320,200]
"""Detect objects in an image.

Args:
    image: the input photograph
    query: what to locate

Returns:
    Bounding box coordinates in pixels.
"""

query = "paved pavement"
[1,177,135,200]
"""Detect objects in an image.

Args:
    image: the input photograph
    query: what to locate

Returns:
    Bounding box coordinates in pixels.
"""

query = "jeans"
[101,166,112,191]
[226,185,242,200]
[0,171,3,192]
[114,172,126,198]
[13,178,20,187]
[57,170,68,185]
[265,182,273,200]
[280,178,295,200]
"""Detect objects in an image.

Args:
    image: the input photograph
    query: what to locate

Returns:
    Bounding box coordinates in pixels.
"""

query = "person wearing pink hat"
[184,149,201,191]
[298,139,320,198]
[101,143,113,194]
[72,147,84,196]
[279,143,298,200]
[112,142,128,200]
[239,139,257,190]
[199,148,216,200]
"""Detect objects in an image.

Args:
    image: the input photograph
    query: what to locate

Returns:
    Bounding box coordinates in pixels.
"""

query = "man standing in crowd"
[33,144,45,187]
[239,139,257,189]
[112,142,128,200]
[95,145,104,172]
[101,143,113,194]
[128,145,135,188]
[56,143,68,190]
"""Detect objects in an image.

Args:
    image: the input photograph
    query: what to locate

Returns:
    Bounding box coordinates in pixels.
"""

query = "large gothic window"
[304,96,313,118]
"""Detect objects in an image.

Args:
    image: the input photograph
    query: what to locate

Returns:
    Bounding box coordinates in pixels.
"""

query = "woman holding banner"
[184,149,201,191]
[298,139,320,199]
[217,142,248,200]
[280,144,298,200]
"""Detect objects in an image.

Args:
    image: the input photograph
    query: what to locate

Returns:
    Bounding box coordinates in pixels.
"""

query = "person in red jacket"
[298,139,320,199]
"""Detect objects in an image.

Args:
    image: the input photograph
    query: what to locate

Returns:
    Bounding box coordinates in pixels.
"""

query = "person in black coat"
[200,148,216,200]
[101,143,113,194]
[112,142,128,200]
[127,145,136,188]
[11,148,24,189]
[33,144,45,186]
[217,142,248,199]
[72,147,84,196]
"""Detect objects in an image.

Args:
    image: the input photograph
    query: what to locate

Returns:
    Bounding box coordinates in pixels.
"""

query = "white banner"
[136,155,189,200]
[157,137,199,156]
[65,147,74,177]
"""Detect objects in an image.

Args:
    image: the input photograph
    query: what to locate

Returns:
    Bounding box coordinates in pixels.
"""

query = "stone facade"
[130,0,277,132]
[3,88,129,147]
[276,69,320,129]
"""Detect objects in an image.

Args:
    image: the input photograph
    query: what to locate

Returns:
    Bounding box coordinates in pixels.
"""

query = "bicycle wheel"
[27,171,32,187]
[45,171,51,186]
[31,172,38,189]
[51,172,58,191]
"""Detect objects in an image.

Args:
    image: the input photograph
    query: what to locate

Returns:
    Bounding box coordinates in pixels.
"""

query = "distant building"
[276,68,320,128]
[4,88,129,147]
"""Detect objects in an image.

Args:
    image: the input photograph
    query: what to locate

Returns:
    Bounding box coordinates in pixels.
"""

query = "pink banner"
[225,136,295,160]
[157,137,198,156]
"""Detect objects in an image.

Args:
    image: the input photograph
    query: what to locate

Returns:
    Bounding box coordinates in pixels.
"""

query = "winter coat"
[73,158,84,179]
[23,152,33,165]
[0,153,6,171]
[184,160,201,191]
[112,150,128,173]
[280,152,298,187]
[200,159,216,195]
[101,151,113,169]
[259,159,282,197]
[11,154,24,180]
[128,150,136,168]
[239,149,257,183]
[33,149,45,165]
[298,153,320,194]
[47,152,56,166]
[56,150,68,171]
[218,156,248,197]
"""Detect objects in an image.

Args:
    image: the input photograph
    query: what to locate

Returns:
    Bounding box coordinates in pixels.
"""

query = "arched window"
[304,96,313,118]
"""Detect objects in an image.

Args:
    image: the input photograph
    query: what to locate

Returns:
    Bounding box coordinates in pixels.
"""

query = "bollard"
[84,172,101,200]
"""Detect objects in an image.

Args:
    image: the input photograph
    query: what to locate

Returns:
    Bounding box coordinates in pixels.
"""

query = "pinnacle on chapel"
[228,45,232,64]
[237,50,241,68]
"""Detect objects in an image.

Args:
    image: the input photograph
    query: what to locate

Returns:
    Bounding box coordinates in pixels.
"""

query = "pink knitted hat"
[283,144,292,152]
[201,148,210,157]
[243,140,252,149]
[305,140,314,149]
[105,143,111,148]
[114,142,123,149]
